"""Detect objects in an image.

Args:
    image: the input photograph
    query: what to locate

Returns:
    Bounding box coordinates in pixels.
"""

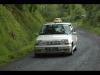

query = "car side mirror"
[72,31,77,35]
[71,29,77,35]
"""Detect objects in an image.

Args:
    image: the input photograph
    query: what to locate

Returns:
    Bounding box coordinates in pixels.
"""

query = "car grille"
[46,41,61,45]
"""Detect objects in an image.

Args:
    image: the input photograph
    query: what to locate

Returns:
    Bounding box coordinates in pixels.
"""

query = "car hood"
[36,34,70,41]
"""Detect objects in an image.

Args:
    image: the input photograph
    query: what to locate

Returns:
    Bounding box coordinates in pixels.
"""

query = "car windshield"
[39,24,70,35]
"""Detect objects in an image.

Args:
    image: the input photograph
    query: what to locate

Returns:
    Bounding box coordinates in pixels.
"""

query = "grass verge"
[74,22,100,36]
[0,41,35,67]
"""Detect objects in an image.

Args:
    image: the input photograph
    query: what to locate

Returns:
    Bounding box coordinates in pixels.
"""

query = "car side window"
[69,24,76,33]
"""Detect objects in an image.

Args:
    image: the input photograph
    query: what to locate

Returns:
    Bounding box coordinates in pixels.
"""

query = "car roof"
[44,22,72,26]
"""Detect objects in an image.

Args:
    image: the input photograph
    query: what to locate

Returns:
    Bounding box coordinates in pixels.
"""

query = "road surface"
[0,29,100,71]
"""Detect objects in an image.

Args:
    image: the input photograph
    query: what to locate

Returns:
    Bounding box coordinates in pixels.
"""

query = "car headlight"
[35,40,45,45]
[60,40,69,45]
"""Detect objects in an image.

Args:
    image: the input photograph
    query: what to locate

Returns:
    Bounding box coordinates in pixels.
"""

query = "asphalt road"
[0,29,100,71]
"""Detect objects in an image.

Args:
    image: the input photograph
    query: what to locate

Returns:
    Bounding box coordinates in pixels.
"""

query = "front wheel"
[74,47,77,51]
[68,44,74,55]
[68,49,73,55]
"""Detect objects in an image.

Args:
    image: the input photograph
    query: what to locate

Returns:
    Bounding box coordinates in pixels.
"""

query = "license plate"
[45,47,58,52]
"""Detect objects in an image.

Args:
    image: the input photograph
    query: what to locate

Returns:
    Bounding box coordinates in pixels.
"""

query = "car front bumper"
[34,44,72,54]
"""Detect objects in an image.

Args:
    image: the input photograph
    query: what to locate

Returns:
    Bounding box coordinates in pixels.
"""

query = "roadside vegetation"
[0,4,100,66]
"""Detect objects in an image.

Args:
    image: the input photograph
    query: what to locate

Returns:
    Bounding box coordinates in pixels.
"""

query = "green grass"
[0,4,43,67]
[80,25,100,36]
[74,21,100,36]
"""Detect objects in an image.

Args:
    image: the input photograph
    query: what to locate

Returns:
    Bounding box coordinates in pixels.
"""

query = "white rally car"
[34,18,78,56]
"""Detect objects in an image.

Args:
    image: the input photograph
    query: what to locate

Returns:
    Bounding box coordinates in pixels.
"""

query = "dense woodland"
[0,4,100,65]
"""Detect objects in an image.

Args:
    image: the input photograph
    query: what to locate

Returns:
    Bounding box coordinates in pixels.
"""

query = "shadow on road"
[32,54,72,58]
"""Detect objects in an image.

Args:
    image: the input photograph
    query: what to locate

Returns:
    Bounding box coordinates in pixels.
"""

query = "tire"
[69,49,73,55]
[68,43,74,55]
[74,47,77,51]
